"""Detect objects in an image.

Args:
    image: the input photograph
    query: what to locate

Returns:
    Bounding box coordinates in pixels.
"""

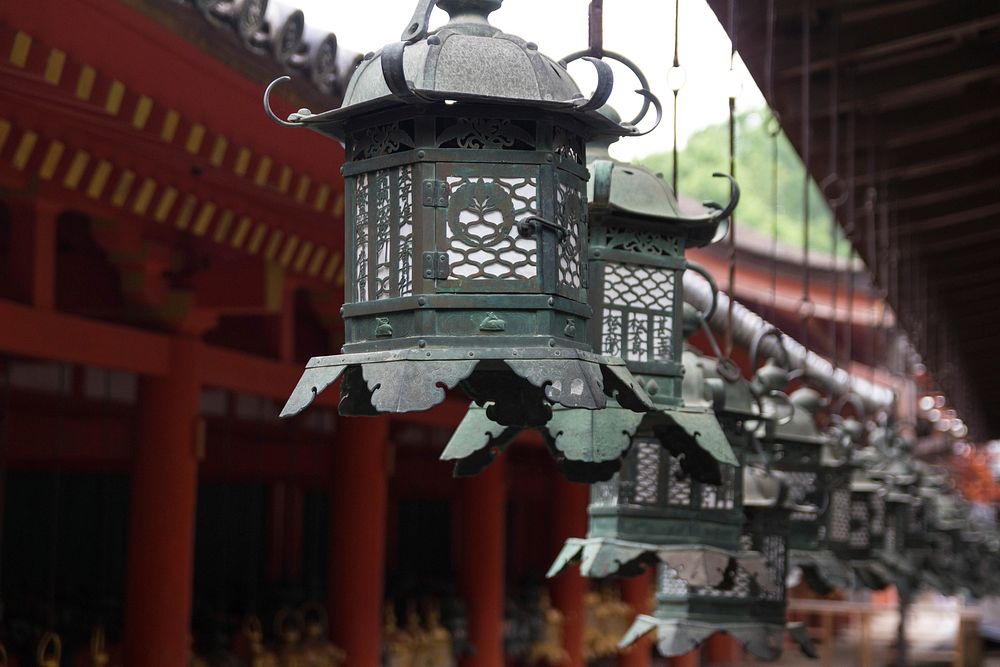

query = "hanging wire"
[825,1,842,370]
[844,109,857,370]
[799,0,814,362]
[588,0,604,58]
[724,0,738,357]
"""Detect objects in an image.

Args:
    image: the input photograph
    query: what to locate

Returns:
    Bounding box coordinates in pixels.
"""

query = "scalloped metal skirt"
[619,617,816,661]
[280,348,653,425]
[791,549,851,595]
[546,538,768,586]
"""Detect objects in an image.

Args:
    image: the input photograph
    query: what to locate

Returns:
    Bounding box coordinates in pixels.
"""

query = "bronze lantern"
[270,0,659,426]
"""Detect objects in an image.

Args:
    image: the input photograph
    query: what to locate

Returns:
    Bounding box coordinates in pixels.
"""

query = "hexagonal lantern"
[270,0,658,426]
[544,307,746,580]
[753,372,852,595]
[440,114,738,480]
[920,478,969,595]
[617,465,817,661]
[865,432,921,585]
[843,446,893,591]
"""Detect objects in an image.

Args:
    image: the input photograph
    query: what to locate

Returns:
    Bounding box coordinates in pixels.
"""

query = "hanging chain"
[826,2,841,370]
[671,0,682,194]
[724,0,738,357]
[845,109,857,370]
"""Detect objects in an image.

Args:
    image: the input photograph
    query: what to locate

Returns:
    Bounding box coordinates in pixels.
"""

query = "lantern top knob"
[437,0,503,21]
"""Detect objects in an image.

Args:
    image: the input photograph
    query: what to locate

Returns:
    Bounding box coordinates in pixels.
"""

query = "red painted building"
[0,2,892,666]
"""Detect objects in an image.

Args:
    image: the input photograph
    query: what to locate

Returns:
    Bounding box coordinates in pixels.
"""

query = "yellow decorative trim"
[293,240,314,272]
[279,235,299,268]
[247,223,268,255]
[278,165,292,193]
[210,136,228,167]
[313,184,330,211]
[131,178,157,215]
[63,150,91,189]
[161,109,180,142]
[0,118,10,152]
[264,229,285,260]
[9,31,31,68]
[104,80,125,115]
[86,160,113,199]
[254,156,272,186]
[185,123,205,154]
[234,147,251,176]
[193,201,216,236]
[13,131,38,171]
[331,192,345,217]
[323,252,343,283]
[111,170,135,208]
[307,247,328,277]
[214,209,234,243]
[154,187,178,222]
[44,49,66,85]
[175,195,198,230]
[75,65,96,101]
[295,175,311,203]
[231,216,252,249]
[39,140,65,180]
[132,96,153,129]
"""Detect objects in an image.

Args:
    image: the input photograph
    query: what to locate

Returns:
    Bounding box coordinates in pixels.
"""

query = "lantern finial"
[437,0,502,22]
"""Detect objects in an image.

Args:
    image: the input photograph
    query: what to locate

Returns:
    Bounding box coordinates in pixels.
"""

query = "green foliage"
[639,110,848,257]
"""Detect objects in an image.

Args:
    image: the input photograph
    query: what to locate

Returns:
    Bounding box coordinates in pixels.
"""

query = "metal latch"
[422,179,450,207]
[422,251,450,280]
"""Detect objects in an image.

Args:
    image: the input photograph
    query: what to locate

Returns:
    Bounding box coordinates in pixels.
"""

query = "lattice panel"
[633,440,661,505]
[849,499,870,548]
[870,494,886,536]
[667,455,692,507]
[885,524,897,553]
[760,534,786,601]
[556,181,585,290]
[444,176,538,280]
[353,166,416,301]
[829,489,851,542]
[601,263,677,363]
[659,566,690,598]
[436,117,535,150]
[354,172,370,301]
[397,167,414,296]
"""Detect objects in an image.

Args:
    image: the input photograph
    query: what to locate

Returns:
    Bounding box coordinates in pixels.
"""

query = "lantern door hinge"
[422,251,450,280]
[422,179,451,207]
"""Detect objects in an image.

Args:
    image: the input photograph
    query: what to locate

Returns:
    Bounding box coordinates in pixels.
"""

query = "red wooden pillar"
[704,634,742,666]
[620,570,653,667]
[8,199,58,308]
[550,476,588,667]
[124,338,201,667]
[459,456,507,667]
[327,416,390,665]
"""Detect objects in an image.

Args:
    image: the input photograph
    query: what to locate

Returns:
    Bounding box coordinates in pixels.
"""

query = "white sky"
[295,0,765,161]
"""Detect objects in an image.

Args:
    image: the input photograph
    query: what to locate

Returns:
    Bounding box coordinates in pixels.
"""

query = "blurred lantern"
[547,305,747,580]
[617,465,816,661]
[272,0,659,428]
[920,473,969,595]
[441,103,738,480]
[843,446,893,591]
[866,425,921,585]
[749,338,852,595]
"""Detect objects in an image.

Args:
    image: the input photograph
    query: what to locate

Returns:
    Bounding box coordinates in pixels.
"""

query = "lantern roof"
[587,154,736,249]
[265,0,642,139]
[760,387,832,448]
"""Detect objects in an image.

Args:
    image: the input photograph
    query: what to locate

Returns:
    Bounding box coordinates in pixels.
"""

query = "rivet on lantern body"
[442,107,739,483]
[268,0,662,427]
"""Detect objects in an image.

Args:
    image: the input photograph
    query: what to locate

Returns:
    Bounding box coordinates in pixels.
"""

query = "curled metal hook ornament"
[820,173,850,208]
[686,261,718,323]
[703,173,740,227]
[574,56,615,112]
[750,326,789,372]
[263,76,306,128]
[621,88,663,136]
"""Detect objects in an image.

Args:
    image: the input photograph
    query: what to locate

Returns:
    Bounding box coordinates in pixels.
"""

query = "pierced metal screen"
[849,499,871,549]
[785,472,818,521]
[759,534,786,602]
[444,175,539,281]
[885,524,897,553]
[829,489,851,542]
[556,180,585,292]
[591,475,621,508]
[701,465,736,510]
[659,566,690,598]
[870,494,886,537]
[633,440,661,504]
[352,166,415,301]
[666,454,692,507]
[601,263,677,363]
